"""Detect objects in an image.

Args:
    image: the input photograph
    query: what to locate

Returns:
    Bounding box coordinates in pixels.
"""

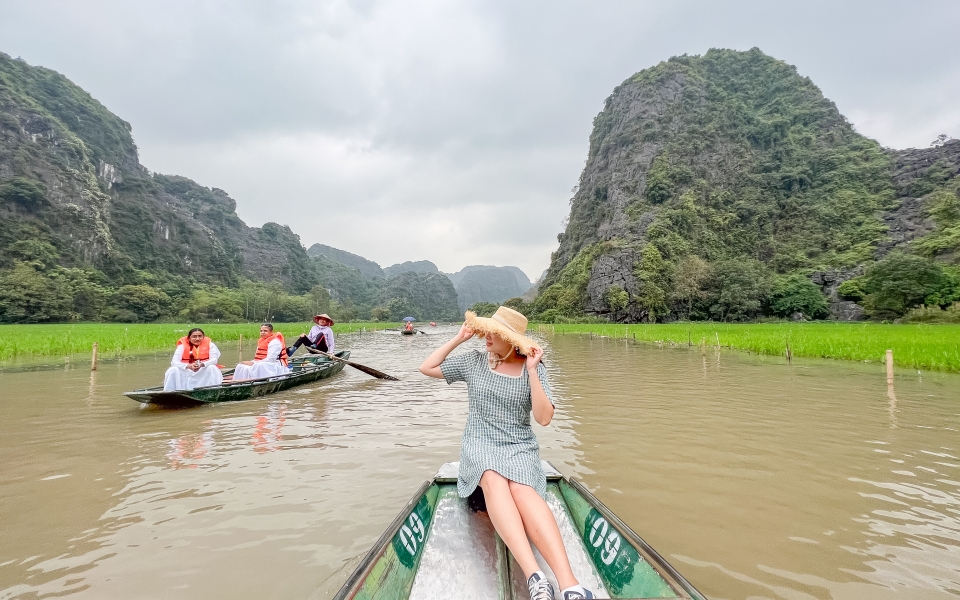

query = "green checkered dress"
[440,350,556,499]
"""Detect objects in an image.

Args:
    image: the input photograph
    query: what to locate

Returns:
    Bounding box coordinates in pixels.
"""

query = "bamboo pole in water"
[785,340,792,363]
[238,334,243,361]
[886,349,894,384]
[90,342,98,371]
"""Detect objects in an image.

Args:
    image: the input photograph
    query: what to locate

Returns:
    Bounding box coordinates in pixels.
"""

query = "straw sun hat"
[464,306,537,355]
[314,314,335,325]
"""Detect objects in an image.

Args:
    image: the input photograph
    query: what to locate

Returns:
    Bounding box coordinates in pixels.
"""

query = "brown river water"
[1,327,958,599]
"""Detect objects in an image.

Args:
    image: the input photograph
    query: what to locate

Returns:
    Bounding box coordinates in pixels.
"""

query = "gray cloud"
[2,0,958,279]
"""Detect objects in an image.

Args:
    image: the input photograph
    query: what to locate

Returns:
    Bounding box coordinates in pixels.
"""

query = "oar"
[305,348,399,380]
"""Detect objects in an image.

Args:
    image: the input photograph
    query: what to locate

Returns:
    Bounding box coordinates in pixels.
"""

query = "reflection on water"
[0,328,958,599]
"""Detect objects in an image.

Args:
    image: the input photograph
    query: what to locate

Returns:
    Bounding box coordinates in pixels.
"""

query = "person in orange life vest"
[405,321,414,332]
[163,328,223,391]
[232,323,289,380]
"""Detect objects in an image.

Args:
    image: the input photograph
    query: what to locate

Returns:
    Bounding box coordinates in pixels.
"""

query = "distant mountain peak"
[384,260,438,278]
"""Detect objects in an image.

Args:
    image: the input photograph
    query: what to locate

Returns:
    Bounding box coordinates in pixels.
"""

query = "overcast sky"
[3,1,959,279]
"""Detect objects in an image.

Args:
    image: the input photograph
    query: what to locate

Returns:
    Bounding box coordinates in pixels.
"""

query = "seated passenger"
[233,323,288,380]
[287,314,336,356]
[163,328,223,391]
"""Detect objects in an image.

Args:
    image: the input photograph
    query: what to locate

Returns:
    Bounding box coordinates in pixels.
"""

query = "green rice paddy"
[537,322,960,373]
[0,322,396,363]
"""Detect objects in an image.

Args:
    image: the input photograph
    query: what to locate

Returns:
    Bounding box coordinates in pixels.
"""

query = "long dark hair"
[188,327,205,338]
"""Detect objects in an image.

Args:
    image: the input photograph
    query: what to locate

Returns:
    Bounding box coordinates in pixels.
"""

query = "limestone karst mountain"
[447,266,533,310]
[383,260,440,278]
[534,48,960,322]
[307,244,385,280]
[0,51,322,322]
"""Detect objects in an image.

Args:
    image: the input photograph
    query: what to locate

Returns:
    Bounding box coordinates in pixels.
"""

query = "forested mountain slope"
[0,52,320,321]
[307,243,384,280]
[535,48,960,322]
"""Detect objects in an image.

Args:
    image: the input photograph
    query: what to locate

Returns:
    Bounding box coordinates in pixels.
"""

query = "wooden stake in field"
[785,340,792,363]
[715,332,721,352]
[91,342,98,371]
[239,334,243,361]
[886,349,894,384]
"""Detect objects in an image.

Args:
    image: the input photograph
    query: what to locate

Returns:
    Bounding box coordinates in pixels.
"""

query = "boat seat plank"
[409,485,501,599]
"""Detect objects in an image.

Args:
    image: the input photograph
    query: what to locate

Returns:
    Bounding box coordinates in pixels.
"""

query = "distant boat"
[123,352,350,407]
[333,461,705,599]
[401,329,417,336]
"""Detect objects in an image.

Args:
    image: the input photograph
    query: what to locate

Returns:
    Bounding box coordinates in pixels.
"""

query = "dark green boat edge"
[122,350,351,407]
[332,463,706,600]
[561,478,706,600]
[332,478,437,600]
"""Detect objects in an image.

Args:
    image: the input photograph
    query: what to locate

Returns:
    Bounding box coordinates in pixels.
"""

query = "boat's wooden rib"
[122,351,351,407]
[334,462,705,600]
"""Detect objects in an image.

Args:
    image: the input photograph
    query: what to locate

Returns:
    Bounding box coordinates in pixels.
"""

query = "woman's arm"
[171,345,186,369]
[419,325,474,379]
[206,342,221,366]
[264,338,281,361]
[526,347,554,426]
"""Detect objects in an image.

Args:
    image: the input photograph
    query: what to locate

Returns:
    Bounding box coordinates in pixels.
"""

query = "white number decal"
[399,513,425,556]
[589,517,621,565]
[601,531,621,565]
[589,517,608,547]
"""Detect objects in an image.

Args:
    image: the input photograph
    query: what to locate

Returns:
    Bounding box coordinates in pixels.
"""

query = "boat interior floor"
[409,484,610,600]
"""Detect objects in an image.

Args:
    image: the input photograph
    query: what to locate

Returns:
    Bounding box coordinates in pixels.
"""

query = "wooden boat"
[123,351,351,407]
[334,462,705,600]
[401,329,416,336]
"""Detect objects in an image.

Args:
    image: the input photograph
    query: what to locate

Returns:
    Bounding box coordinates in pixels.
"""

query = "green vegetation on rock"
[535,48,960,323]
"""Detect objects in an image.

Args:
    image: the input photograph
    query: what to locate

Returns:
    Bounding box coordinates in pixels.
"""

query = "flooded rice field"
[1,327,958,599]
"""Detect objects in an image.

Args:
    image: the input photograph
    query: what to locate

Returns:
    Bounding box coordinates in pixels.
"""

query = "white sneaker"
[527,572,555,600]
[562,587,596,599]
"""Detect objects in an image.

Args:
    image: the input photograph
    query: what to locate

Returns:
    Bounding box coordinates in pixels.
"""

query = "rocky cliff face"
[881,140,960,261]
[0,52,318,293]
[537,48,958,322]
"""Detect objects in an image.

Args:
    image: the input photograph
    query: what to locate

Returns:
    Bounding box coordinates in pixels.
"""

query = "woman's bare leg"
[509,480,579,590]
[479,470,540,577]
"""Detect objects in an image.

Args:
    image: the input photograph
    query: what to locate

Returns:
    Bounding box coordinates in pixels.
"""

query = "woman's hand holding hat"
[525,346,543,371]
[455,323,475,343]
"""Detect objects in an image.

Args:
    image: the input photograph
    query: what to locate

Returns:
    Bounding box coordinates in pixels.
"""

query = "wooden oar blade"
[347,361,400,381]
[304,347,399,380]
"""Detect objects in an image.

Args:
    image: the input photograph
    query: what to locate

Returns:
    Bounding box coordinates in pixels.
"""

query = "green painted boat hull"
[123,351,350,407]
[334,462,705,600]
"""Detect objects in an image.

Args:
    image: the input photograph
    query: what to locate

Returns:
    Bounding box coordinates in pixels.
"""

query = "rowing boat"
[123,351,351,407]
[401,329,417,335]
[334,462,705,599]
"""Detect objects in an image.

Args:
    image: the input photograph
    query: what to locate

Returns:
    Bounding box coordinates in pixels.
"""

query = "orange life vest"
[254,332,288,367]
[178,336,211,363]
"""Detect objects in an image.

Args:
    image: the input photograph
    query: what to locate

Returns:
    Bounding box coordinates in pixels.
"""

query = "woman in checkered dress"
[420,307,595,600]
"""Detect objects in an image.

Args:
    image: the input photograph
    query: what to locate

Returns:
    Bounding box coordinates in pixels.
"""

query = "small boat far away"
[334,462,705,599]
[123,351,351,408]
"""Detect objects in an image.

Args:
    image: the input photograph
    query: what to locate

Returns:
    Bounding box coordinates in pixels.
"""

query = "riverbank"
[538,322,960,373]
[0,322,397,362]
